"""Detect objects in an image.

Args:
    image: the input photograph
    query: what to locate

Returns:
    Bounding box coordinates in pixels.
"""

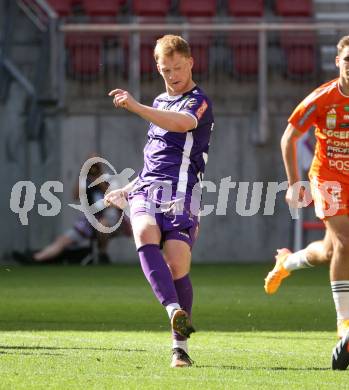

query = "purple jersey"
[132,86,214,204]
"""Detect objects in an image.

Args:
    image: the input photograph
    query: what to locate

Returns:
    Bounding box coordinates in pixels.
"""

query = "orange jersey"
[289,78,349,184]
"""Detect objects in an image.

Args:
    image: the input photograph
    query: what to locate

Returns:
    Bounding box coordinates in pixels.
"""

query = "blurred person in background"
[14,157,131,265]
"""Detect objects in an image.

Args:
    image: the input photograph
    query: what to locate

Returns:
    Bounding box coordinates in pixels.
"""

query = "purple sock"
[173,274,193,341]
[138,244,178,306]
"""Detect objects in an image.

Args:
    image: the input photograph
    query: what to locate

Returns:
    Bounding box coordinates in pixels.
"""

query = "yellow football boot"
[264,248,291,294]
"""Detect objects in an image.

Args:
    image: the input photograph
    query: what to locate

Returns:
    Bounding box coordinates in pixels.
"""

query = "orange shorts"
[310,176,349,219]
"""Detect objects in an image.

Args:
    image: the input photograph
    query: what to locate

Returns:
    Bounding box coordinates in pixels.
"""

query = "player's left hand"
[108,89,139,112]
[104,189,128,209]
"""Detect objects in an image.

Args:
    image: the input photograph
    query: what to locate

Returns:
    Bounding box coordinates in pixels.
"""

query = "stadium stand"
[130,0,172,75]
[82,0,121,18]
[178,0,217,75]
[65,0,124,78]
[228,0,264,17]
[178,0,217,17]
[275,0,313,17]
[46,0,72,17]
[275,0,316,78]
[227,1,264,77]
[132,0,171,17]
[228,32,259,77]
[65,33,103,79]
[314,0,349,21]
[120,2,171,76]
[280,31,316,78]
[314,1,347,74]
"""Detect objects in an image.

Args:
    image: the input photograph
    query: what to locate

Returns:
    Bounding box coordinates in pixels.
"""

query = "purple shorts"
[129,192,199,249]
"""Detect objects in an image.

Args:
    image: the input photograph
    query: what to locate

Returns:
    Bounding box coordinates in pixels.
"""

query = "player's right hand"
[285,183,311,208]
[104,189,128,209]
[108,88,139,112]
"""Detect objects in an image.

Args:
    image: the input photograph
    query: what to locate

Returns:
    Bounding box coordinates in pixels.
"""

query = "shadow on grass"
[0,345,146,352]
[195,365,331,371]
[0,321,337,332]
[0,351,65,356]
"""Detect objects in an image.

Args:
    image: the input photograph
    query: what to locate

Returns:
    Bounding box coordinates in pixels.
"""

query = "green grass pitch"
[0,264,345,389]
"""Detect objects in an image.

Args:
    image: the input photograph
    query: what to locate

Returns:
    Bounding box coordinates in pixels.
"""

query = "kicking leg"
[132,214,193,341]
[265,229,332,294]
[133,214,179,307]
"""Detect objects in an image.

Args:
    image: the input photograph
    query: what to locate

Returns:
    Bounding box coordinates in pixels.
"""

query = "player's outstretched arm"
[108,89,196,133]
[281,124,307,207]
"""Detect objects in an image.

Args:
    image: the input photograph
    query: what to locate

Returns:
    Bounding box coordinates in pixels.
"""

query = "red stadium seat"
[178,0,217,76]
[66,34,103,78]
[123,36,159,75]
[46,0,72,16]
[123,21,165,76]
[132,0,171,17]
[285,47,315,76]
[276,0,314,78]
[181,19,214,76]
[281,31,316,77]
[82,0,121,17]
[227,0,263,77]
[179,0,217,17]
[228,0,264,17]
[140,33,163,74]
[275,0,313,17]
[281,31,315,47]
[187,33,211,75]
[229,32,259,76]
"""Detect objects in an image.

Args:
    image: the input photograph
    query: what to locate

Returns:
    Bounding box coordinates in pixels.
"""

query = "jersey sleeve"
[179,95,209,129]
[288,91,319,133]
[152,97,160,109]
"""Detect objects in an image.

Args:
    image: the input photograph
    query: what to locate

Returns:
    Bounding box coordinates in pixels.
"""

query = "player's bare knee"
[131,215,160,246]
[168,263,188,280]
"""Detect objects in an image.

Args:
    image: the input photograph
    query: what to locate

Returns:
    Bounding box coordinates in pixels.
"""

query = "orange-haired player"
[264,35,349,370]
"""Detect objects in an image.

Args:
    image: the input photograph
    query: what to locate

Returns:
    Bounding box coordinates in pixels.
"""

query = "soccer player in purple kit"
[104,35,214,368]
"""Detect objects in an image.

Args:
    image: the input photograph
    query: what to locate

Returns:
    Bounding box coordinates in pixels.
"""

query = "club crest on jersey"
[185,98,198,108]
[326,108,337,129]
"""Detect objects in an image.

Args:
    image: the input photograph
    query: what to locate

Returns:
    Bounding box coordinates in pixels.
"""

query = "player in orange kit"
[264,35,349,370]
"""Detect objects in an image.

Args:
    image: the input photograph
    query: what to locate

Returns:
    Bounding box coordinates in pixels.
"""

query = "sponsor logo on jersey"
[323,128,349,139]
[327,139,349,147]
[329,159,349,172]
[196,100,208,120]
[345,105,349,112]
[327,145,349,154]
[326,108,337,129]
